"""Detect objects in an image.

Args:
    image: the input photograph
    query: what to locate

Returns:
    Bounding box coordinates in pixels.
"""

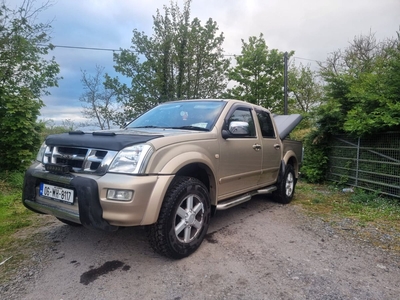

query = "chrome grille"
[43,146,118,174]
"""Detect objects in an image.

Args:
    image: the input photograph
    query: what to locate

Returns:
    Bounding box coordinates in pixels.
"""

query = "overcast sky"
[13,0,400,126]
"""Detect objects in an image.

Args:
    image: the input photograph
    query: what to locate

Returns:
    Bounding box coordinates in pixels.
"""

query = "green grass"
[294,180,400,251]
[0,171,41,283]
[295,181,400,221]
[0,172,34,250]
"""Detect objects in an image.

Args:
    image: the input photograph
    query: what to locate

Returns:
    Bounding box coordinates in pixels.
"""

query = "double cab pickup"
[23,99,302,258]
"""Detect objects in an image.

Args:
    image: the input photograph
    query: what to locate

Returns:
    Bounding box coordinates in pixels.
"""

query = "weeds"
[0,171,24,189]
[296,181,400,221]
[295,180,400,251]
[0,171,33,250]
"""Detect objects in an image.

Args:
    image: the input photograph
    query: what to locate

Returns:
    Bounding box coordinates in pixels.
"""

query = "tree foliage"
[106,0,229,126]
[224,34,293,113]
[80,65,116,130]
[286,62,324,141]
[317,31,400,136]
[0,0,60,171]
[288,62,323,114]
[301,31,400,183]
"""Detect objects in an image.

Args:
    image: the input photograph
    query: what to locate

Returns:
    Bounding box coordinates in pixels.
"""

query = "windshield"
[126,101,226,131]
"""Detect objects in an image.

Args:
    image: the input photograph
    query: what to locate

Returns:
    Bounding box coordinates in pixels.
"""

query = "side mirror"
[222,121,249,139]
[229,121,249,134]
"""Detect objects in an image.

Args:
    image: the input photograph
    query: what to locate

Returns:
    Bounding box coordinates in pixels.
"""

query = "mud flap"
[277,160,286,184]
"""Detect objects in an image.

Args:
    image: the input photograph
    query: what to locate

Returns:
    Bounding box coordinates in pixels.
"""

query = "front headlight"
[36,142,47,163]
[108,144,153,174]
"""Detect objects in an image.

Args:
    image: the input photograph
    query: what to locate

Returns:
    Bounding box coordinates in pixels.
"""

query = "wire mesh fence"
[327,132,400,199]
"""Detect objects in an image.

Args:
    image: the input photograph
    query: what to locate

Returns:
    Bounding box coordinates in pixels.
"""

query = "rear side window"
[256,110,275,138]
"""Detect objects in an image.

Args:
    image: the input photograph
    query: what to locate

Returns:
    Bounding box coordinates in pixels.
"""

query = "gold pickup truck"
[23,99,302,258]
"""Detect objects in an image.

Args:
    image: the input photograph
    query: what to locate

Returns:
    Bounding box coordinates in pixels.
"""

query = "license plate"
[39,183,74,204]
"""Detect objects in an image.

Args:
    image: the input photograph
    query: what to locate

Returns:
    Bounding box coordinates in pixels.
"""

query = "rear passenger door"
[256,109,282,185]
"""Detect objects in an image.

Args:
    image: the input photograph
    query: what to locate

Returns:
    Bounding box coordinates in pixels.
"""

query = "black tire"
[147,176,211,259]
[56,217,82,227]
[273,164,296,204]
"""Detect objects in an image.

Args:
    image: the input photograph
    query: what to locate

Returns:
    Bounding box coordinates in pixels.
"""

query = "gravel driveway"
[1,196,399,299]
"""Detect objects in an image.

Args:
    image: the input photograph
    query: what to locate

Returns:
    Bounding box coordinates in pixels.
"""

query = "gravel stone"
[1,198,399,300]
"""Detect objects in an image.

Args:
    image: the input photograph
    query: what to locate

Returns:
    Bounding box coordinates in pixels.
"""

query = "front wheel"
[147,176,211,259]
[273,164,296,204]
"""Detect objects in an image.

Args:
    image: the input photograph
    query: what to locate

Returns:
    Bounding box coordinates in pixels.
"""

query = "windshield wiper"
[128,126,162,129]
[170,126,209,131]
[128,125,209,131]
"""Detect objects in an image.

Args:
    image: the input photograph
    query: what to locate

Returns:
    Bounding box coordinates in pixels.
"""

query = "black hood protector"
[45,132,163,151]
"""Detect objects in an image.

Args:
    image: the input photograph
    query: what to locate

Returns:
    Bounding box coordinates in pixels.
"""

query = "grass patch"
[0,171,35,258]
[0,171,50,284]
[295,181,400,221]
[294,180,400,251]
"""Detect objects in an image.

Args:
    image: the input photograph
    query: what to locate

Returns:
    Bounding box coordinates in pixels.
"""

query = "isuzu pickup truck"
[23,99,302,258]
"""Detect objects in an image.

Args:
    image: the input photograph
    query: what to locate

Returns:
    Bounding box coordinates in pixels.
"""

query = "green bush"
[0,171,24,188]
[301,130,330,183]
[0,89,44,172]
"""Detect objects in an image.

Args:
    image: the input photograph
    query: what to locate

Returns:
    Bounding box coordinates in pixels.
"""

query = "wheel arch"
[140,153,217,225]
[282,151,299,178]
[175,163,217,205]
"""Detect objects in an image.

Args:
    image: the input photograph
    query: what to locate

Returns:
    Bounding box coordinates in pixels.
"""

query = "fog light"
[107,189,133,201]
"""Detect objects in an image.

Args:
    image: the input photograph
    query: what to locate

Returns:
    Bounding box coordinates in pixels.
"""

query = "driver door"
[218,105,262,199]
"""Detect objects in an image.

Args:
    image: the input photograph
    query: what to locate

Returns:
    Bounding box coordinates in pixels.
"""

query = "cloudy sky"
[13,0,400,126]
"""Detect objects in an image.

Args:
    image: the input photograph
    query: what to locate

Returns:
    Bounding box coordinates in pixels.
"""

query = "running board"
[216,186,277,210]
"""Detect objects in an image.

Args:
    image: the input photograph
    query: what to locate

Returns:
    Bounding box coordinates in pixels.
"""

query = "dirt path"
[2,196,400,299]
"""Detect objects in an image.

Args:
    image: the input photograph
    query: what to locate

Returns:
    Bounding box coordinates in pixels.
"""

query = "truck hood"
[45,128,209,151]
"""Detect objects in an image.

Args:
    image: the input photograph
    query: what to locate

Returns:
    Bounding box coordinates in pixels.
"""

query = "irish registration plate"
[39,183,74,204]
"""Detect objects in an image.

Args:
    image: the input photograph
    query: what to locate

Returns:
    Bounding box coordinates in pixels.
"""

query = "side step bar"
[216,186,277,210]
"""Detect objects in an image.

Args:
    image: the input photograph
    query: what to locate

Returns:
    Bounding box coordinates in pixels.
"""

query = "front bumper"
[23,163,174,231]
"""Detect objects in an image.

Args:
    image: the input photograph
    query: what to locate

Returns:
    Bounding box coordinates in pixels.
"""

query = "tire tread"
[147,176,210,259]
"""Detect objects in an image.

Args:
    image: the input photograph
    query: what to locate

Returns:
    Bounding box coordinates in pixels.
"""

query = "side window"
[228,108,256,137]
[256,110,275,138]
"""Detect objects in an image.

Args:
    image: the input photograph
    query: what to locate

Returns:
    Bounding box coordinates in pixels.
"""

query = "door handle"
[253,144,261,151]
[274,144,281,149]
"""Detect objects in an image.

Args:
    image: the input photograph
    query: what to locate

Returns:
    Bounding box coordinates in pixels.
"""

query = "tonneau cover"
[273,114,302,140]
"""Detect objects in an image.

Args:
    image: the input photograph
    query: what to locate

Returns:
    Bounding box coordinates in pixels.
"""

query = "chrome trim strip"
[24,200,81,224]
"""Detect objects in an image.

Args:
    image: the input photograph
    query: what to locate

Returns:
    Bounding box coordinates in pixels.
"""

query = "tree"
[0,0,60,171]
[317,31,400,136]
[80,65,116,130]
[301,31,400,183]
[224,34,293,113]
[106,0,229,126]
[343,39,400,135]
[288,62,323,114]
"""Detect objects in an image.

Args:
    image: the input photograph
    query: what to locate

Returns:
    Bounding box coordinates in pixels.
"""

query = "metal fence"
[327,132,400,199]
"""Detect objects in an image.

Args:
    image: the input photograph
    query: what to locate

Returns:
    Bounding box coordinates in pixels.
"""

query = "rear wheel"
[273,164,296,204]
[148,176,211,259]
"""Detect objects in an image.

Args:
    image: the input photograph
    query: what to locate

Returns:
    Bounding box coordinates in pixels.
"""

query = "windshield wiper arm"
[170,126,209,131]
[128,126,161,128]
